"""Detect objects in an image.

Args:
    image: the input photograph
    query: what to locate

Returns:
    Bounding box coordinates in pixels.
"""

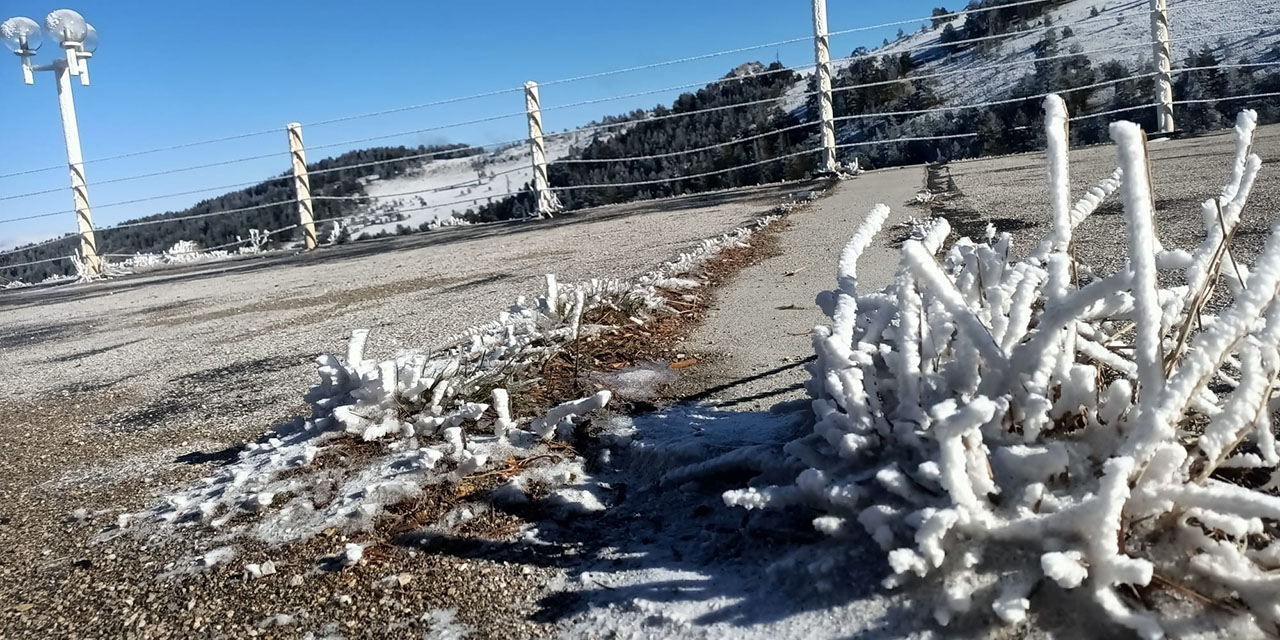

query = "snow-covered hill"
[884,0,1275,101]
[782,0,1280,134]
[344,128,605,238]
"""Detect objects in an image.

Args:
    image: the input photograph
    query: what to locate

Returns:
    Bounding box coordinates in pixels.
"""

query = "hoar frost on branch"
[127,215,783,557]
[726,97,1280,637]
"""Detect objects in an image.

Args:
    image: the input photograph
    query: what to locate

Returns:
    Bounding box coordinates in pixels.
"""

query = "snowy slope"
[885,0,1276,102]
[781,0,1280,128]
[345,129,604,238]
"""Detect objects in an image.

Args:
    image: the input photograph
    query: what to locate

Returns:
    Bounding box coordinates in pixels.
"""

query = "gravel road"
[945,123,1280,273]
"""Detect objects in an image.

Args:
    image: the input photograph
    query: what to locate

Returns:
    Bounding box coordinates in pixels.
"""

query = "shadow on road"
[387,400,923,637]
[680,356,815,408]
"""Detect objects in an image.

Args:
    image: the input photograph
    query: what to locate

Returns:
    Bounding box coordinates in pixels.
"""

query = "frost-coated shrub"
[109,240,235,273]
[726,98,1280,638]
[131,216,779,548]
[133,285,615,544]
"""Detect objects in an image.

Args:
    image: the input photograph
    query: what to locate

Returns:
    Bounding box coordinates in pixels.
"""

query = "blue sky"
[0,0,941,249]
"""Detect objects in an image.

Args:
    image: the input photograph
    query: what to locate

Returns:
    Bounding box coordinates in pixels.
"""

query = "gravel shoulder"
[0,183,818,639]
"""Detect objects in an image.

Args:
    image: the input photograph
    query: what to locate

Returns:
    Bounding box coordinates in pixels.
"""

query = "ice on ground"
[257,613,296,629]
[419,609,472,640]
[589,361,678,401]
[201,546,236,568]
[244,560,277,579]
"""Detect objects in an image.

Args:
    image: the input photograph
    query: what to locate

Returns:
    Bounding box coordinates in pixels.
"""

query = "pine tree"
[939,23,962,54]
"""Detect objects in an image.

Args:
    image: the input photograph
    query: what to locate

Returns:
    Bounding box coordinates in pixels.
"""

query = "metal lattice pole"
[54,61,100,277]
[1150,0,1175,134]
[524,81,560,218]
[287,122,318,250]
[812,0,837,174]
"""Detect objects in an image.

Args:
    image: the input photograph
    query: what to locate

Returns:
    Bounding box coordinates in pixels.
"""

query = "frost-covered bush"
[110,240,235,272]
[236,228,269,254]
[132,217,779,550]
[164,240,204,260]
[727,98,1280,637]
[69,251,130,282]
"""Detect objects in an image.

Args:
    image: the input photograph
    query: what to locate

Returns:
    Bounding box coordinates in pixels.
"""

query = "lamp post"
[2,9,102,277]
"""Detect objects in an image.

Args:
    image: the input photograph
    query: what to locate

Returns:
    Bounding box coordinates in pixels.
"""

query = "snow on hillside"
[345,128,604,238]
[782,0,1280,127]
[883,0,1277,103]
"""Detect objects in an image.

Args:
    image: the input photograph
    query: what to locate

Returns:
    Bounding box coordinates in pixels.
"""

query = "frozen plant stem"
[1111,122,1165,403]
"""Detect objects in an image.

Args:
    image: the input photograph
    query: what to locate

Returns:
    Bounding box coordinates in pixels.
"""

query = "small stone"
[339,543,364,568]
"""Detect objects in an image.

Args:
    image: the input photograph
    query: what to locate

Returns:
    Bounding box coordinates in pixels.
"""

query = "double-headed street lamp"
[2,9,102,277]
